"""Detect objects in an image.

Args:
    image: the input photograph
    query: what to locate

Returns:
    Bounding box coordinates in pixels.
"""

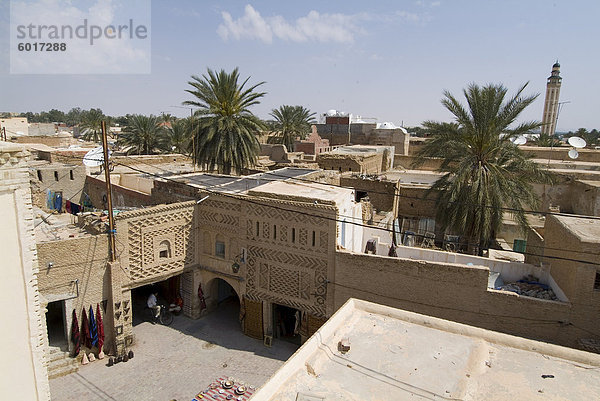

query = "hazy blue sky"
[1,0,599,131]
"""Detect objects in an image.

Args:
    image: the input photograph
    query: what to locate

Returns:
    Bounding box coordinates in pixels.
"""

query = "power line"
[107,152,600,260]
[114,159,600,267]
[35,151,600,265]
[258,168,600,221]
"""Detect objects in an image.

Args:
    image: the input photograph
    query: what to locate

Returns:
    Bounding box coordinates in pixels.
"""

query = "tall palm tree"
[414,83,552,252]
[119,114,165,155]
[268,105,316,151]
[80,108,107,142]
[183,67,266,175]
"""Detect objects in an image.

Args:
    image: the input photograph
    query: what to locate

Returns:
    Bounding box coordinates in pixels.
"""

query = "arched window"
[158,240,171,258]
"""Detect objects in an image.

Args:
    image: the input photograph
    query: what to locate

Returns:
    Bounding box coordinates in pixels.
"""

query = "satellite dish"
[512,136,527,145]
[568,149,579,159]
[568,136,587,148]
[83,146,109,167]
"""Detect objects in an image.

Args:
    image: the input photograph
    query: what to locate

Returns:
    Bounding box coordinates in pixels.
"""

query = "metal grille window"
[215,235,226,259]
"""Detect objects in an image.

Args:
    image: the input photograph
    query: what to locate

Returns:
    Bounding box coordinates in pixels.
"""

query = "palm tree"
[119,114,165,155]
[268,105,316,151]
[80,108,107,142]
[414,83,552,252]
[183,67,266,175]
[532,132,561,147]
[160,113,176,127]
[163,119,192,154]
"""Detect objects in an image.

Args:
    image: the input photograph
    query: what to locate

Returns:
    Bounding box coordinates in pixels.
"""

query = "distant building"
[315,110,409,155]
[316,145,394,174]
[294,125,331,156]
[541,61,562,137]
[0,116,29,137]
[29,123,56,136]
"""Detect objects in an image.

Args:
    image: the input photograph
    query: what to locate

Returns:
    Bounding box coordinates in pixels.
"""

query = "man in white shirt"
[147,292,160,319]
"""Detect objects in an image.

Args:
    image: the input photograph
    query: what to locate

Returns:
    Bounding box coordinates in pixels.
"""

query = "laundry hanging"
[70,202,81,215]
[71,309,80,357]
[46,190,54,209]
[96,303,104,352]
[54,192,63,212]
[80,307,90,349]
[89,305,98,348]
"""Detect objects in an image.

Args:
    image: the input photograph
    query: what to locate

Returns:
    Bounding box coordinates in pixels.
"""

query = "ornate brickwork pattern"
[246,220,254,238]
[262,222,270,239]
[247,203,328,226]
[120,203,195,283]
[320,230,328,249]
[196,208,239,234]
[246,245,327,317]
[259,263,269,291]
[299,228,307,246]
[245,201,333,254]
[269,266,300,297]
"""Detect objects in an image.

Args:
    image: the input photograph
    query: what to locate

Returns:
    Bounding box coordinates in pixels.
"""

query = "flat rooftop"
[34,207,93,243]
[383,169,444,186]
[249,180,353,205]
[253,299,600,401]
[169,167,317,194]
[331,145,391,155]
[553,214,600,243]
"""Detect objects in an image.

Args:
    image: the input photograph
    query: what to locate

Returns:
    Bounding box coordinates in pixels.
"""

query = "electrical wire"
[115,158,600,267]
[33,151,600,266]
[26,151,600,336]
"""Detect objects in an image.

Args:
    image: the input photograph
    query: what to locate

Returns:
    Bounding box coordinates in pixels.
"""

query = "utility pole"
[101,120,117,262]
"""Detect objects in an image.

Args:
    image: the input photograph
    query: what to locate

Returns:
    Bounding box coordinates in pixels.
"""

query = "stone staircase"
[47,346,79,379]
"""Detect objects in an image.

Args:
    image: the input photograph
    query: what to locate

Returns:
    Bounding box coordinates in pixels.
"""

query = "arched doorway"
[204,277,241,331]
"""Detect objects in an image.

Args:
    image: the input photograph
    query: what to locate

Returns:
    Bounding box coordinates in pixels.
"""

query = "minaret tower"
[541,61,562,136]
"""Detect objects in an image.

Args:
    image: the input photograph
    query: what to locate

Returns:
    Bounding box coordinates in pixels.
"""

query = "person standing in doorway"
[147,292,160,319]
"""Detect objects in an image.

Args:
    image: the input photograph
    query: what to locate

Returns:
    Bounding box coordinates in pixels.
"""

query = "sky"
[1,0,599,131]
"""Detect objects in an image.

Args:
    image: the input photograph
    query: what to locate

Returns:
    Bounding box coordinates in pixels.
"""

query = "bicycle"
[147,304,174,326]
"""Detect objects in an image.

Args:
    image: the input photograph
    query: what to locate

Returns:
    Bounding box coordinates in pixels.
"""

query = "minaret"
[541,61,562,136]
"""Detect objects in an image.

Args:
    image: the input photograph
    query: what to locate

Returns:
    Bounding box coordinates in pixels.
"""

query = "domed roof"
[326,109,338,117]
[553,61,560,68]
